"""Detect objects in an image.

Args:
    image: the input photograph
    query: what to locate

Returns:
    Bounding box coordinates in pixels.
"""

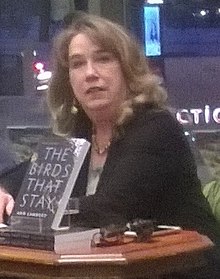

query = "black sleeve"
[0,160,30,198]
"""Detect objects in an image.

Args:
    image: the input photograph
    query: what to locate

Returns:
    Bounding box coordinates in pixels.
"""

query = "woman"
[0,14,219,244]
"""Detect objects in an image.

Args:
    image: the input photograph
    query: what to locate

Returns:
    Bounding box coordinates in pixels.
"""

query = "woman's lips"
[86,87,105,94]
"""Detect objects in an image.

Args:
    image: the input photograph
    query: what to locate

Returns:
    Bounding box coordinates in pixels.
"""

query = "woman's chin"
[85,100,111,112]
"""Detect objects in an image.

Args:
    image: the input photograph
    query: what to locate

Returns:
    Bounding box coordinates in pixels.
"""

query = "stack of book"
[0,226,99,253]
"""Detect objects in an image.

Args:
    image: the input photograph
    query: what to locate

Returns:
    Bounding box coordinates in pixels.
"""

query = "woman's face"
[68,33,127,115]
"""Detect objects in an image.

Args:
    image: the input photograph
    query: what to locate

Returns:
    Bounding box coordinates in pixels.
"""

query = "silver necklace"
[92,134,111,155]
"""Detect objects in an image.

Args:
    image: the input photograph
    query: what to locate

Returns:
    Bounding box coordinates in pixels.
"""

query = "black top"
[73,107,220,245]
[1,106,220,245]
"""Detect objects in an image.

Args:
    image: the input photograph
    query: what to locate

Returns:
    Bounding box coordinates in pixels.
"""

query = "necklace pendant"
[94,144,109,155]
[92,134,111,155]
[97,147,106,155]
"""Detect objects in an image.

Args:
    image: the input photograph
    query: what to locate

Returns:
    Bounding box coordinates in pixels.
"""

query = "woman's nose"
[85,61,98,78]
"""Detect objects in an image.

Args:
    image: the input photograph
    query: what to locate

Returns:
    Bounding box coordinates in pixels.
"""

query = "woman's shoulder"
[135,105,179,127]
[130,105,187,144]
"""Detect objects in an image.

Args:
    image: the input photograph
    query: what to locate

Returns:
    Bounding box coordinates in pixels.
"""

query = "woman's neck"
[90,121,113,169]
[93,121,113,143]
[91,120,113,154]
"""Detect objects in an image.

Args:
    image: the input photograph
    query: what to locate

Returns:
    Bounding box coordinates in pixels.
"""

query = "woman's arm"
[0,160,30,198]
[0,160,29,223]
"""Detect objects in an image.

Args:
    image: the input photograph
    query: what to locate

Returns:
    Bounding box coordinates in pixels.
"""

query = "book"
[0,136,97,253]
[9,136,90,232]
[0,226,99,253]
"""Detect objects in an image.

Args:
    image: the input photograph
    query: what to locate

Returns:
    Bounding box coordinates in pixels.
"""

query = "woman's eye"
[99,56,110,62]
[69,60,84,69]
[96,53,113,63]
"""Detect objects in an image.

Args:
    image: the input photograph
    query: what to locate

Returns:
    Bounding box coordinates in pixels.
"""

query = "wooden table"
[0,230,214,279]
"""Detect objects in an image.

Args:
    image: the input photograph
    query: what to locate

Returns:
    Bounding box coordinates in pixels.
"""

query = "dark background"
[0,0,220,129]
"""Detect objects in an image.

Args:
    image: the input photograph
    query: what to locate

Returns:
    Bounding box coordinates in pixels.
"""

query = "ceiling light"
[146,0,163,4]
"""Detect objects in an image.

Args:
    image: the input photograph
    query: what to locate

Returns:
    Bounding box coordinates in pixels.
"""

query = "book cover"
[9,136,90,232]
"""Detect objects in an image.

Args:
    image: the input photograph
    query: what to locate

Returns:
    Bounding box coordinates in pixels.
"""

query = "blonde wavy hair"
[48,13,167,136]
